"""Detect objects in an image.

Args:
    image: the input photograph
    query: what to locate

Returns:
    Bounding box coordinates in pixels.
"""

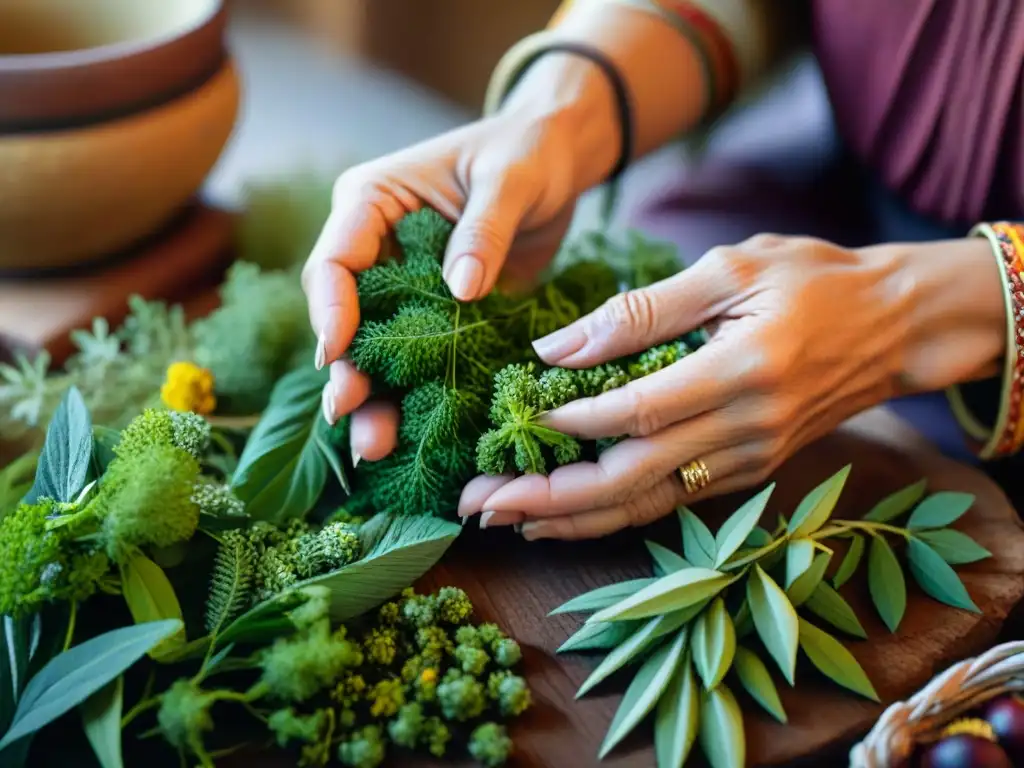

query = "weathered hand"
[460,234,923,539]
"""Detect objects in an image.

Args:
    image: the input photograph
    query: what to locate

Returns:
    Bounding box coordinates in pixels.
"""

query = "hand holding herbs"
[552,466,991,767]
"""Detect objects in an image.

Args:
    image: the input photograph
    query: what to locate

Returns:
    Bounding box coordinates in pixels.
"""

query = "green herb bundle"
[551,467,991,767]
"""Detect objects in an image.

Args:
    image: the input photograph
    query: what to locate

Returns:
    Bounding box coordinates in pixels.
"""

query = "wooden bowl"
[0,0,238,271]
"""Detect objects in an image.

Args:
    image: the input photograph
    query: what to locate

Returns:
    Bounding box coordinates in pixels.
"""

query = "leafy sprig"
[551,467,991,767]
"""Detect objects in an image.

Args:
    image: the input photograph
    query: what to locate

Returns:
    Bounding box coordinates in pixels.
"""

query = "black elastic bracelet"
[500,42,635,187]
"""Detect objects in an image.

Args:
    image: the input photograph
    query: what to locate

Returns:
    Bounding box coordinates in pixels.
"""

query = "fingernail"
[351,450,362,468]
[513,523,523,534]
[520,521,552,541]
[532,325,587,361]
[314,330,327,371]
[479,510,518,529]
[447,256,484,300]
[321,384,336,425]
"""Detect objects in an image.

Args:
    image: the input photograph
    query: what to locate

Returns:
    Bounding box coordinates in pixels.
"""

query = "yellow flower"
[940,718,996,741]
[161,361,217,415]
[420,668,438,685]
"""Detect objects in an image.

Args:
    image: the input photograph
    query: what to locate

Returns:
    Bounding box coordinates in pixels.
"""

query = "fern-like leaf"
[206,531,255,635]
[350,303,455,387]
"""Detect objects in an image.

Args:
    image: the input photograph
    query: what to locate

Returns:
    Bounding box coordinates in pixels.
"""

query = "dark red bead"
[919,734,1012,768]
[983,695,1024,763]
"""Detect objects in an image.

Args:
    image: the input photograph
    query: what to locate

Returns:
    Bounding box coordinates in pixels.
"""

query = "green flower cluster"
[205,519,362,632]
[0,407,223,616]
[155,586,527,768]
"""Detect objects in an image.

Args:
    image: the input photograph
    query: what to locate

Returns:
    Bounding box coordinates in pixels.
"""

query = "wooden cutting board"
[0,203,235,366]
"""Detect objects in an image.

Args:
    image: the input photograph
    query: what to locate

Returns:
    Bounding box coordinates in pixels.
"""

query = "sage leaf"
[804,582,867,639]
[747,564,798,684]
[698,683,745,768]
[577,614,690,697]
[315,425,350,494]
[549,578,656,616]
[745,526,773,548]
[230,366,330,524]
[868,534,906,632]
[646,540,690,575]
[732,600,754,639]
[787,465,851,537]
[588,568,732,623]
[907,492,975,530]
[690,598,736,689]
[787,553,831,608]
[832,534,865,588]
[599,628,687,758]
[784,539,815,589]
[557,621,638,654]
[24,386,93,504]
[81,676,123,768]
[680,507,716,567]
[863,479,927,523]
[121,552,185,659]
[91,426,120,478]
[798,618,878,701]
[0,619,182,749]
[655,657,699,768]
[915,529,991,565]
[733,645,787,723]
[714,484,775,568]
[906,538,980,613]
[299,514,462,622]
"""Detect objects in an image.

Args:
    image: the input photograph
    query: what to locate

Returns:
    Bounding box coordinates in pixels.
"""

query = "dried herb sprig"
[551,467,991,767]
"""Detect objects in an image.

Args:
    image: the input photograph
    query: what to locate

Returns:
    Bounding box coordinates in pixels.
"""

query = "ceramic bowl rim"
[0,0,223,72]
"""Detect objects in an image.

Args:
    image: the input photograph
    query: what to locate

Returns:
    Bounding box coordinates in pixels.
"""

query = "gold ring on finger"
[678,459,712,495]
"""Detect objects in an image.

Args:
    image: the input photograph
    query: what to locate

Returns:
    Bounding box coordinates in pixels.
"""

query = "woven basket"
[850,640,1024,767]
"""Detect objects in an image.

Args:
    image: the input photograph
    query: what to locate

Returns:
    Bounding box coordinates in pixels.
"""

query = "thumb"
[532,258,732,368]
[443,176,530,301]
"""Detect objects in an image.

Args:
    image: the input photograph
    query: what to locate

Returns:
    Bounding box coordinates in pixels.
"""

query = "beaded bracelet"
[947,222,1024,460]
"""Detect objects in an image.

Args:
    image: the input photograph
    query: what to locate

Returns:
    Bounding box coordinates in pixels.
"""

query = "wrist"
[866,238,1007,395]
[498,52,620,196]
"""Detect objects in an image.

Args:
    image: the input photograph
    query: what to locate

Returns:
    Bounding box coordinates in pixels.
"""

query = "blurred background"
[208,0,561,206]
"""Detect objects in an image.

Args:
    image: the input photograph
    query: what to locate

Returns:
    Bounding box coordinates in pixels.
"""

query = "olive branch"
[550,465,992,768]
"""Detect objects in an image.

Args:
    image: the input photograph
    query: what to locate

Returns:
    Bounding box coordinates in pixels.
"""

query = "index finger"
[302,183,395,364]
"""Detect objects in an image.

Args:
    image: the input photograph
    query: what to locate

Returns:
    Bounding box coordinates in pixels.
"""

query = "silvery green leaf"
[787,465,851,537]
[690,597,736,690]
[863,479,927,523]
[784,539,815,589]
[714,484,775,568]
[81,676,123,768]
[786,553,831,608]
[557,621,639,654]
[907,492,975,530]
[733,646,787,723]
[804,582,867,639]
[577,615,688,698]
[0,620,182,749]
[832,534,865,588]
[646,540,690,575]
[655,657,699,768]
[588,568,733,624]
[744,526,773,548]
[906,538,979,613]
[698,683,745,768]
[868,534,906,632]
[598,628,687,758]
[549,578,656,615]
[747,565,798,684]
[798,618,878,701]
[680,507,716,568]
[915,529,991,565]
[24,386,93,505]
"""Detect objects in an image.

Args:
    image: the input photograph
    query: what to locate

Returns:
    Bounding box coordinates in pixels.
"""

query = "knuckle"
[744,232,787,250]
[458,215,509,255]
[621,384,662,437]
[624,490,666,528]
[331,166,377,207]
[601,289,658,338]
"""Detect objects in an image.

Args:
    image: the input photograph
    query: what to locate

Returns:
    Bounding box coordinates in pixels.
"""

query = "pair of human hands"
[301,109,913,541]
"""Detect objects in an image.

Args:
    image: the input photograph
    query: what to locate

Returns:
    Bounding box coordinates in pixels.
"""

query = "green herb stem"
[824,520,911,540]
[63,600,77,651]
